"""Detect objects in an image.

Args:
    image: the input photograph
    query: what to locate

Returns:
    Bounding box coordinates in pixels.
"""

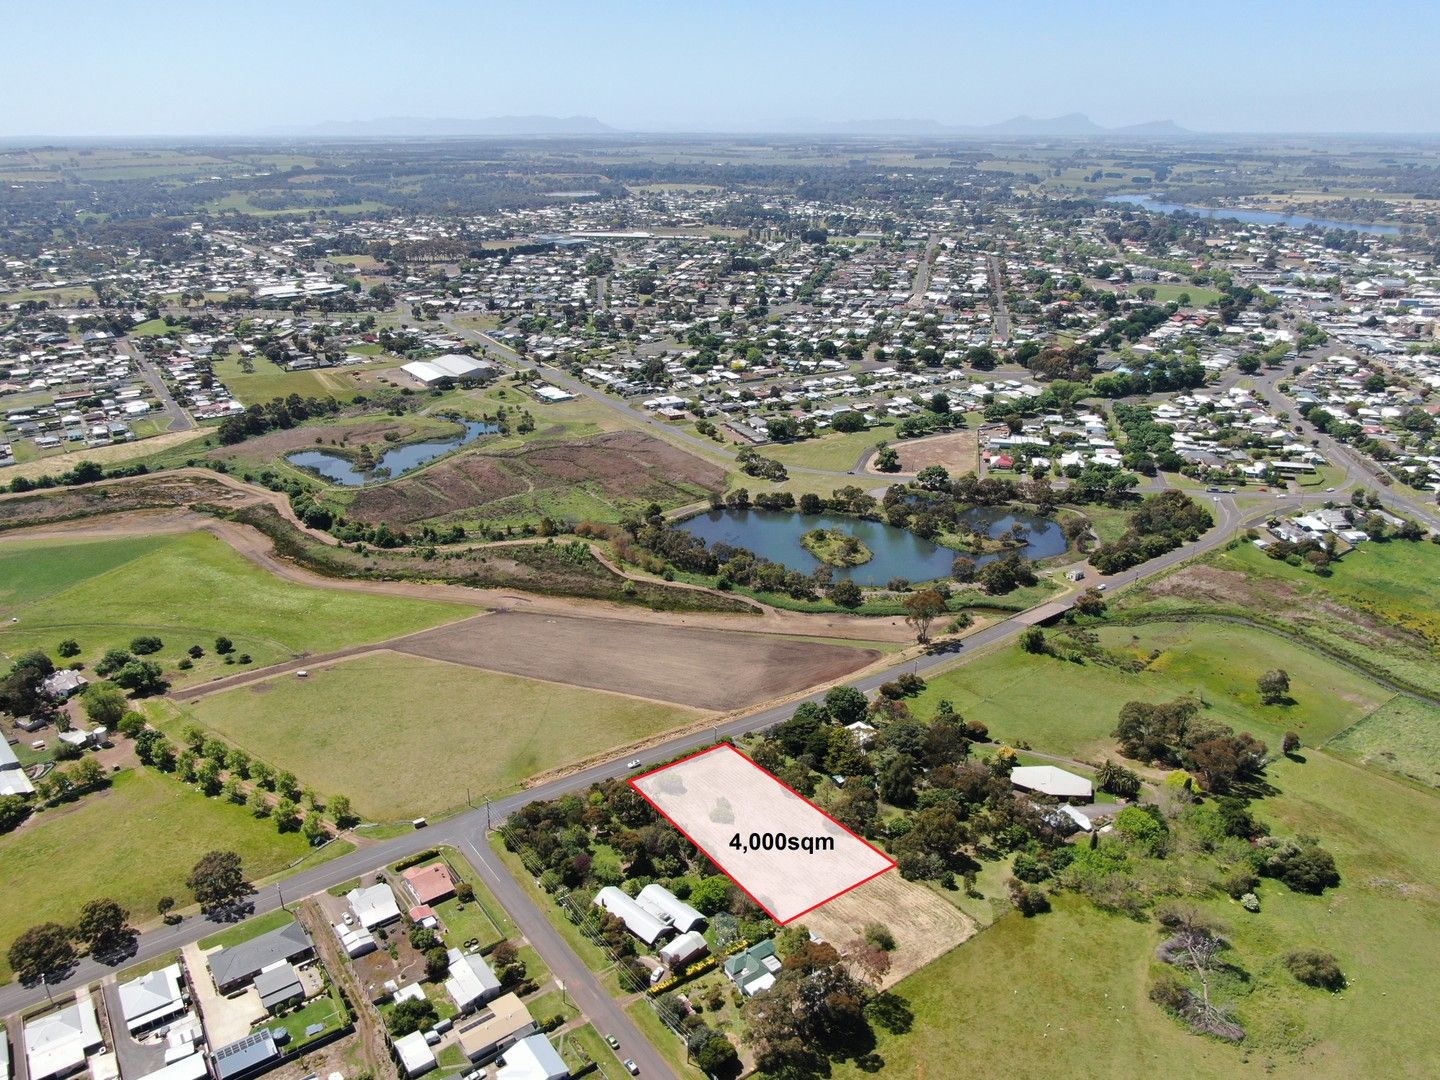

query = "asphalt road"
[127,346,195,433]
[987,254,1011,342]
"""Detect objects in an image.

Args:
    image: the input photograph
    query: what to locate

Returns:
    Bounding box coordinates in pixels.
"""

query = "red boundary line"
[628,744,896,925]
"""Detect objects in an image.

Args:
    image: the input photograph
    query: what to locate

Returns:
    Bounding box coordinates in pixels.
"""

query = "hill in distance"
[287,115,617,137]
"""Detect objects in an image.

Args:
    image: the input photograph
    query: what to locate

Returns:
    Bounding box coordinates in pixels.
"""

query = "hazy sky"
[4,0,1437,136]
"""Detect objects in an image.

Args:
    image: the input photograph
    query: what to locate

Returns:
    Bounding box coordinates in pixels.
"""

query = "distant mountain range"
[278,112,1196,139]
[282,115,617,137]
[803,114,1198,138]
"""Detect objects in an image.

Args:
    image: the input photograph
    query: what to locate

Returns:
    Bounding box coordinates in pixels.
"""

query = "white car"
[623,1061,639,1076]
[626,759,643,769]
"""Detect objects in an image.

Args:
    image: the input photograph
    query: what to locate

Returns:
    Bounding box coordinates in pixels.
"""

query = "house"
[252,964,304,1014]
[444,949,502,1013]
[23,996,104,1080]
[1009,765,1093,802]
[658,930,709,969]
[458,993,536,1063]
[592,887,670,946]
[393,1032,436,1078]
[333,921,377,959]
[635,884,706,933]
[401,863,456,907]
[347,883,402,929]
[211,1030,279,1080]
[723,939,782,997]
[135,1054,209,1080]
[117,963,187,1035]
[0,738,35,796]
[495,1034,568,1080]
[207,921,314,994]
[40,671,87,701]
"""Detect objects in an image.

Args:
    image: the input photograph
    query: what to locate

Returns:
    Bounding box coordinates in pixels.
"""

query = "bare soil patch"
[867,431,979,476]
[391,610,880,710]
[348,455,527,524]
[801,872,976,989]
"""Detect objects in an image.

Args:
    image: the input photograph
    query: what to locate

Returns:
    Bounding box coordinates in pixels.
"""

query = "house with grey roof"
[207,922,314,994]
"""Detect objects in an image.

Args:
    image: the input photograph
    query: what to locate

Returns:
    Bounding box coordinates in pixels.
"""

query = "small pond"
[678,507,1066,586]
[286,419,498,486]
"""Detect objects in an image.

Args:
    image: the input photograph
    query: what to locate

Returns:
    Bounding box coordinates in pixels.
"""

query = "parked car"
[605,1035,620,1049]
[623,1060,639,1075]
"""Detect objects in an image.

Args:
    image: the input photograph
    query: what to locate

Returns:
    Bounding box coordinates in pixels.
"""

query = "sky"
[3,0,1437,136]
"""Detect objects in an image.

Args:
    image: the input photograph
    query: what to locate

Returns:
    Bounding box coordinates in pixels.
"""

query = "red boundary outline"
[628,743,896,925]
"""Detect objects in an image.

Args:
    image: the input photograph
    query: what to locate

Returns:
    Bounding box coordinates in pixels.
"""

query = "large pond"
[1106,194,1401,236]
[678,507,1066,586]
[286,419,498,486]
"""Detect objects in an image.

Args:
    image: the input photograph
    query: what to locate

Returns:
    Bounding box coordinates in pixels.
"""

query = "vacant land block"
[393,610,879,710]
[176,651,701,819]
[1326,695,1440,787]
[633,746,894,922]
[0,768,314,979]
[798,871,975,988]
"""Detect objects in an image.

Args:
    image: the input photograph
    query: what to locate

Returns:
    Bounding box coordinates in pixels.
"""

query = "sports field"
[173,651,701,819]
[0,768,317,980]
[0,531,477,685]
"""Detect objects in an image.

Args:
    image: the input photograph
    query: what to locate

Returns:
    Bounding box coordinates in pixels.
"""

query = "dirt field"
[348,430,727,525]
[800,872,977,989]
[390,610,881,710]
[868,430,979,476]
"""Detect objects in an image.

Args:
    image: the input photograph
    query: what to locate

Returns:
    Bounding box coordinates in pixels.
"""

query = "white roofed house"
[24,995,104,1080]
[0,737,36,796]
[347,882,402,930]
[1009,765,1094,803]
[116,963,188,1035]
[444,948,502,1013]
[635,884,706,933]
[658,930,709,969]
[592,887,670,946]
[495,1034,568,1080]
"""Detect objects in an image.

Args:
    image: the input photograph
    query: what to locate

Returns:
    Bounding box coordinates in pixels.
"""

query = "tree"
[1285,949,1345,990]
[915,465,950,491]
[8,923,75,983]
[830,410,866,433]
[81,683,128,727]
[94,649,133,677]
[824,686,869,726]
[693,1033,739,1075]
[1263,840,1340,894]
[112,660,165,696]
[129,635,164,655]
[72,898,133,955]
[1097,759,1142,799]
[902,588,947,643]
[689,875,732,915]
[1019,627,1046,654]
[1008,878,1051,916]
[57,639,81,658]
[157,896,176,923]
[1258,669,1291,705]
[185,850,253,911]
[0,651,56,718]
[387,998,439,1037]
[0,794,31,834]
[828,578,863,608]
[1282,731,1301,756]
[214,636,235,655]
[424,946,450,980]
[329,794,356,827]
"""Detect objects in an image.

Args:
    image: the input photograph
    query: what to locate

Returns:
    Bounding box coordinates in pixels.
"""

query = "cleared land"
[211,355,405,405]
[1327,695,1440,787]
[909,620,1392,759]
[870,430,979,476]
[766,423,898,472]
[797,871,975,988]
[0,768,315,980]
[0,531,477,685]
[172,651,702,819]
[346,430,727,526]
[392,610,880,710]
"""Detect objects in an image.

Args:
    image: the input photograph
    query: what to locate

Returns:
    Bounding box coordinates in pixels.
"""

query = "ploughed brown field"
[348,430,727,524]
[882,430,980,475]
[390,609,880,710]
